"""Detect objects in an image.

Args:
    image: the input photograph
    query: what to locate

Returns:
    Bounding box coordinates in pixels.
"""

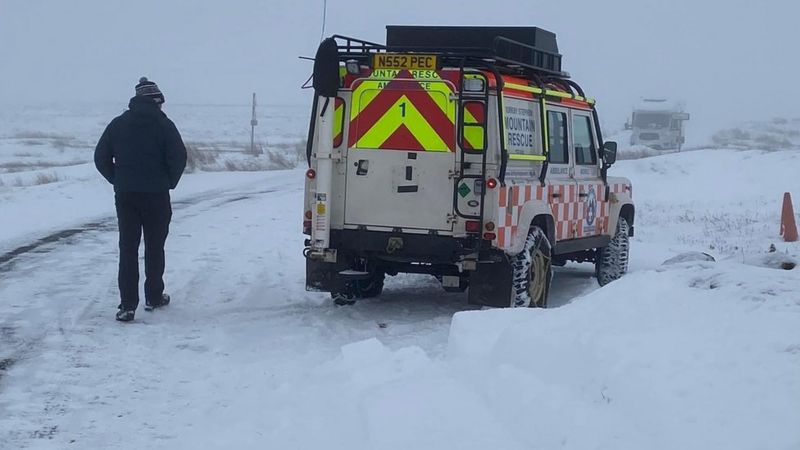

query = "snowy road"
[1,151,798,449]
[0,169,600,448]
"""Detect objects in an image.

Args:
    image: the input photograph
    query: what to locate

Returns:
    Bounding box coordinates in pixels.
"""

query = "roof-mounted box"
[385,26,564,76]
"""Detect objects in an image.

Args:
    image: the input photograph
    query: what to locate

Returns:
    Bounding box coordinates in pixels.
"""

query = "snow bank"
[443,261,800,449]
[243,258,799,450]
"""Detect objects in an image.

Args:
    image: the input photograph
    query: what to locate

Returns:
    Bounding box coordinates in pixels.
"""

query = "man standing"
[95,77,187,322]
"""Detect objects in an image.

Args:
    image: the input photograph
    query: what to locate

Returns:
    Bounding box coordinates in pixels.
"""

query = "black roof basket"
[328,26,568,79]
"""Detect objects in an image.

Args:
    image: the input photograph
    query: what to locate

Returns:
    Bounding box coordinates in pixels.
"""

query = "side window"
[572,114,597,165]
[547,110,568,164]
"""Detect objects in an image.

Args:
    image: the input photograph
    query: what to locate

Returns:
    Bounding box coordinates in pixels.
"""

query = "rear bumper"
[306,229,515,307]
[306,229,481,293]
[330,229,478,264]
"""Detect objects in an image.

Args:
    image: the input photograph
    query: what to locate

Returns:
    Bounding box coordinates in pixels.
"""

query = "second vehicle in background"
[627,98,690,151]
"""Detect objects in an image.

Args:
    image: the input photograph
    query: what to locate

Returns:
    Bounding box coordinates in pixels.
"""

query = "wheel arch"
[620,204,634,225]
[609,201,635,237]
[620,203,635,236]
[508,201,555,255]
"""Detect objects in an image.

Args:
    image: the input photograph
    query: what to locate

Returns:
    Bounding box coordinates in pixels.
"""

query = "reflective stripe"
[509,154,546,161]
[541,101,549,155]
[504,83,595,105]
[504,82,542,94]
[505,82,595,105]
[546,90,573,99]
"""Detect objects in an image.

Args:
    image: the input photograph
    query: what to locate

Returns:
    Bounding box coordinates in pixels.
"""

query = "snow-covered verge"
[0,142,798,448]
[0,169,296,254]
[604,117,800,161]
[0,103,309,183]
[0,104,309,251]
[624,149,798,260]
[712,117,800,151]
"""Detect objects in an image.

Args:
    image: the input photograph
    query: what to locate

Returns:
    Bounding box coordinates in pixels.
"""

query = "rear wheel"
[511,227,552,308]
[596,217,630,286]
[330,271,385,306]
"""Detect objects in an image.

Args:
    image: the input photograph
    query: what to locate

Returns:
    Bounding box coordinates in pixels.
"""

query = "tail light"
[304,210,312,219]
[465,220,481,233]
[483,232,496,241]
[306,169,316,179]
[484,221,495,231]
[486,178,498,189]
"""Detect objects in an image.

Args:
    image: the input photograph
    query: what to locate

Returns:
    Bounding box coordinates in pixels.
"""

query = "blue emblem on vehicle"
[585,186,597,226]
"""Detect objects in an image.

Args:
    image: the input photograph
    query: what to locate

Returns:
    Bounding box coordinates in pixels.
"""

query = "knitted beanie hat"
[135,77,165,104]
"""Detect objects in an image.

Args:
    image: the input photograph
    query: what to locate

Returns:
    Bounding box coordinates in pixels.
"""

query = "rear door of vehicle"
[344,72,457,232]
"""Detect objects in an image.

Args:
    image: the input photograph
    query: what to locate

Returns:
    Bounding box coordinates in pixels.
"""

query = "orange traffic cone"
[781,192,798,242]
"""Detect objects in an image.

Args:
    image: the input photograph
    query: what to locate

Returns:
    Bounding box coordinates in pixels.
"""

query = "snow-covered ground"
[711,117,800,151]
[0,107,798,449]
[604,116,800,159]
[0,103,309,251]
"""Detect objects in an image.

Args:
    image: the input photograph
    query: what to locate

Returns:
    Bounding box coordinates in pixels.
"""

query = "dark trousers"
[115,191,172,310]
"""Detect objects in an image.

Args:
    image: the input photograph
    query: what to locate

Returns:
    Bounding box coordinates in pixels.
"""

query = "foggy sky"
[1,0,798,135]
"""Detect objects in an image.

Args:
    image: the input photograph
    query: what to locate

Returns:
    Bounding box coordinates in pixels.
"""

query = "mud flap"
[306,258,348,293]
[467,257,513,307]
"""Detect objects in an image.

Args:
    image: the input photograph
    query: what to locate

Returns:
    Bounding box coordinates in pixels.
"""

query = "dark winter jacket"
[94,96,187,193]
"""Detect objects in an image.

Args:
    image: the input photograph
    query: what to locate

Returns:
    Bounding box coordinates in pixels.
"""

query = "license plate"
[373,53,437,71]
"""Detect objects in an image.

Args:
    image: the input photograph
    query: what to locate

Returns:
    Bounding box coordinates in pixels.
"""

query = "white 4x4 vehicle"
[303,26,634,307]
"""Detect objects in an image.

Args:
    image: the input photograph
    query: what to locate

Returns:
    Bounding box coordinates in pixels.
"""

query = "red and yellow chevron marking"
[333,97,344,148]
[348,70,456,152]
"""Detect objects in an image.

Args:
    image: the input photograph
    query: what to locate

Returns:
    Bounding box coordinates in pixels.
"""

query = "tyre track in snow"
[0,187,279,273]
[0,183,302,446]
[0,186,285,388]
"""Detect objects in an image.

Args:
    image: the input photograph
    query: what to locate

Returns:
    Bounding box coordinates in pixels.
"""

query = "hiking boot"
[145,293,170,311]
[116,309,135,322]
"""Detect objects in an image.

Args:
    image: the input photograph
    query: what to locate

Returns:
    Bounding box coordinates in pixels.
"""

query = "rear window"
[547,111,568,164]
[633,112,670,129]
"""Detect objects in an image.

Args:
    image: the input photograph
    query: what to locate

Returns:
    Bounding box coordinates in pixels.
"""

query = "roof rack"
[329,26,569,79]
[493,36,564,77]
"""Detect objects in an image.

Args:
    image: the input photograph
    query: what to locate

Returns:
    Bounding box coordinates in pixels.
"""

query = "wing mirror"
[602,141,618,166]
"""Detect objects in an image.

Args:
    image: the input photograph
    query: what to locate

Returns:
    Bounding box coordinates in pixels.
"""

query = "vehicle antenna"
[319,0,328,42]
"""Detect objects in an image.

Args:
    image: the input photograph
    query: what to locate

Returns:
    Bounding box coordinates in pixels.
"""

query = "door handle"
[578,193,589,198]
[356,159,369,176]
